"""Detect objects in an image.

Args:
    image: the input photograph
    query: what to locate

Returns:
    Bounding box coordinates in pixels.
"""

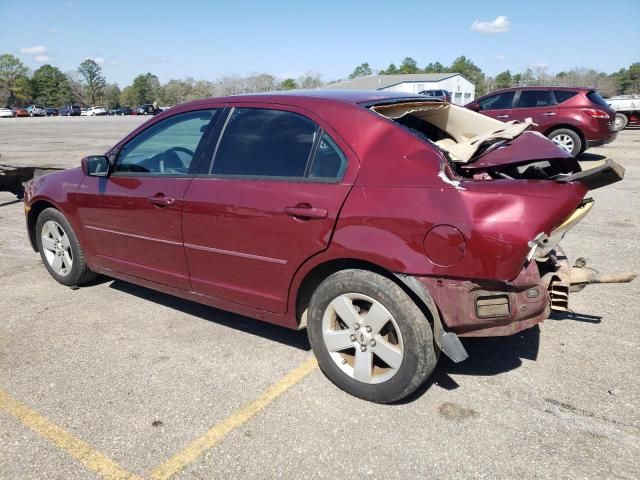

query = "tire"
[307,269,438,403]
[35,208,98,286]
[614,113,628,131]
[548,128,582,156]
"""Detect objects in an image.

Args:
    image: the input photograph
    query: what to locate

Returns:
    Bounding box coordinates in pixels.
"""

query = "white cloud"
[471,16,510,34]
[34,55,50,63]
[144,55,170,64]
[530,63,548,69]
[20,45,47,54]
[495,54,506,61]
[93,57,105,64]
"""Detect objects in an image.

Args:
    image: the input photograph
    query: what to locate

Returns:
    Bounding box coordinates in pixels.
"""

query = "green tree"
[31,65,70,106]
[399,57,419,74]
[103,83,121,108]
[119,85,137,107]
[131,73,160,105]
[349,62,372,79]
[78,59,106,105]
[279,78,297,90]
[0,54,29,106]
[449,56,486,95]
[380,63,398,75]
[494,70,513,89]
[512,73,522,86]
[616,62,640,94]
[423,62,447,73]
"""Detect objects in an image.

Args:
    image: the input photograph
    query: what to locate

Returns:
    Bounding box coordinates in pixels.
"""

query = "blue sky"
[1,0,638,86]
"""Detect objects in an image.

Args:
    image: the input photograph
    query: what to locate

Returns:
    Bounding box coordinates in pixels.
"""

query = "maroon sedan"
[466,87,617,156]
[24,91,634,402]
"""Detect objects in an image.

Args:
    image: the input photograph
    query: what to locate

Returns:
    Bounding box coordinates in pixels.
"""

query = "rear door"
[512,89,557,131]
[182,105,358,313]
[77,108,219,289]
[477,90,515,122]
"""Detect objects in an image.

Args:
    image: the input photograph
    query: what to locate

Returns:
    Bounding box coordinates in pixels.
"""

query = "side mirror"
[468,102,480,112]
[81,155,110,177]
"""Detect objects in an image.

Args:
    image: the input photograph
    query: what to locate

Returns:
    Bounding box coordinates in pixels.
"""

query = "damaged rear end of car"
[367,98,636,361]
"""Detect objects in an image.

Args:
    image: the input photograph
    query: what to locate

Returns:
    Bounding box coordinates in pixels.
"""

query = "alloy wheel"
[321,293,404,384]
[41,220,73,277]
[551,134,575,153]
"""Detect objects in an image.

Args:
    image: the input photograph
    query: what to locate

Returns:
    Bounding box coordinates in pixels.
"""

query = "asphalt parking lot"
[1,117,639,479]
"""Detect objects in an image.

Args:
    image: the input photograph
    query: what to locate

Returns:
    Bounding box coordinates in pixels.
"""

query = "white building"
[327,73,475,105]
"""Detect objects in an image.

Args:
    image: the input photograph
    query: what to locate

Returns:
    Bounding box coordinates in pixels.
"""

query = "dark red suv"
[24,91,633,403]
[466,87,617,156]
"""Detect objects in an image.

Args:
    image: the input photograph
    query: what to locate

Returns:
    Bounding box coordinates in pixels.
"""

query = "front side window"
[515,90,555,108]
[478,91,515,110]
[115,109,216,175]
[211,108,318,178]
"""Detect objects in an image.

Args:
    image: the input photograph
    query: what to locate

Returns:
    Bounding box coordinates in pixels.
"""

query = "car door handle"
[285,206,328,219]
[542,112,556,116]
[147,194,175,207]
[496,114,509,119]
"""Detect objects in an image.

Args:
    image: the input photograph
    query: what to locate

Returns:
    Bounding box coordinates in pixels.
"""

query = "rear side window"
[212,108,343,180]
[515,90,555,108]
[586,91,610,109]
[553,90,578,104]
[478,91,515,110]
[308,133,346,179]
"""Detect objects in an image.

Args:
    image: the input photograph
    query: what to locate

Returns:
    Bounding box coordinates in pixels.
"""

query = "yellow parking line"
[0,388,141,480]
[150,356,318,480]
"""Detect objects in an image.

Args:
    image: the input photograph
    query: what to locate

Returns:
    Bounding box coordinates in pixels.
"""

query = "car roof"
[175,89,427,110]
[485,86,591,94]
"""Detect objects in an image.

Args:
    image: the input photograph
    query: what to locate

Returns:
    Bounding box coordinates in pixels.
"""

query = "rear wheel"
[548,128,582,156]
[36,208,97,286]
[307,269,438,403]
[614,113,628,131]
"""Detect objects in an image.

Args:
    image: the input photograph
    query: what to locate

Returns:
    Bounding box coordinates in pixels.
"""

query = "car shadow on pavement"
[399,326,541,403]
[548,310,602,323]
[108,280,311,351]
[578,152,607,161]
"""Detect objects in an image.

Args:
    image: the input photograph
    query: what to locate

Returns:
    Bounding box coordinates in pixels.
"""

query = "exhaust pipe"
[569,267,637,292]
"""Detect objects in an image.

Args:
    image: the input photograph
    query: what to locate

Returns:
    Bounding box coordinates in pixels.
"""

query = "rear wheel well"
[27,200,56,251]
[295,259,434,329]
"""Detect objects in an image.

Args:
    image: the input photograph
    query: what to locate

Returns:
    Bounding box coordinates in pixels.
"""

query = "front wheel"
[548,128,582,156]
[307,269,438,403]
[35,208,97,286]
[614,113,628,131]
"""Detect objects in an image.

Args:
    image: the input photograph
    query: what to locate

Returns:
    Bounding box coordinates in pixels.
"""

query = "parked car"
[418,89,452,102]
[108,106,133,116]
[80,108,89,116]
[26,105,46,117]
[606,94,640,130]
[87,106,107,116]
[0,107,14,118]
[466,87,617,156]
[59,105,81,116]
[12,107,29,117]
[137,103,159,115]
[23,91,634,403]
[46,107,59,116]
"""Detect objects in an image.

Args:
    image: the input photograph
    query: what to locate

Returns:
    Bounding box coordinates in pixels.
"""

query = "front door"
[77,108,219,289]
[477,90,516,122]
[182,106,358,313]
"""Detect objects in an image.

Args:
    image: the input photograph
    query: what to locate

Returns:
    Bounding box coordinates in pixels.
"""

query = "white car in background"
[0,108,14,118]
[87,106,107,116]
[80,108,89,116]
[26,104,46,117]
